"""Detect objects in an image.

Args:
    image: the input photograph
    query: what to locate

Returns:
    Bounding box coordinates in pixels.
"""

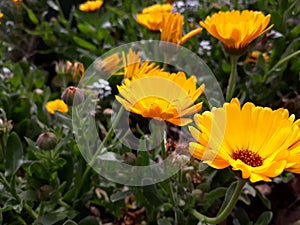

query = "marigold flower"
[189,98,300,183]
[200,10,274,55]
[161,13,202,45]
[79,0,103,12]
[286,120,300,173]
[45,99,68,114]
[136,4,172,30]
[116,71,205,126]
[244,51,269,63]
[141,4,172,14]
[120,49,163,80]
[12,0,22,4]
[94,53,122,76]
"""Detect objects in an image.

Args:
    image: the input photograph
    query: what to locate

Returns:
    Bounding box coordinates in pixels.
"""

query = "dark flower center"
[232,150,263,167]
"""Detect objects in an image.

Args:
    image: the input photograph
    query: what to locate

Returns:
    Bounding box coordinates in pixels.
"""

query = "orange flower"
[94,53,122,76]
[116,71,205,126]
[136,4,172,30]
[45,99,68,114]
[79,0,103,12]
[286,120,300,173]
[200,10,273,55]
[160,13,202,45]
[119,49,163,80]
[244,51,269,63]
[189,98,300,182]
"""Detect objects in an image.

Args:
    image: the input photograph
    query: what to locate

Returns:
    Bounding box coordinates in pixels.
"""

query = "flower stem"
[264,49,300,82]
[74,107,124,200]
[190,178,246,224]
[226,55,239,102]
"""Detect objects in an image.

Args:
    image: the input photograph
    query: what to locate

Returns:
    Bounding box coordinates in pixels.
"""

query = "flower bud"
[122,152,137,165]
[103,108,114,116]
[36,132,58,150]
[191,189,203,201]
[0,118,13,135]
[37,185,53,201]
[61,86,85,106]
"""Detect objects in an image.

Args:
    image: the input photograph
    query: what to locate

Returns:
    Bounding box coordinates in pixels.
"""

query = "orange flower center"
[232,150,263,167]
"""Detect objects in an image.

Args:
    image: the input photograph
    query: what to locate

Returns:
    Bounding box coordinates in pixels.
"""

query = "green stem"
[264,49,300,82]
[161,139,166,160]
[226,55,239,102]
[74,107,124,199]
[58,199,71,208]
[190,178,246,224]
[24,203,38,219]
[0,135,4,161]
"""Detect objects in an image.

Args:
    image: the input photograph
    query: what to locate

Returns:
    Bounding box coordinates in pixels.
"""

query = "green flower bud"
[122,152,137,165]
[37,185,53,201]
[36,132,58,150]
[61,86,85,106]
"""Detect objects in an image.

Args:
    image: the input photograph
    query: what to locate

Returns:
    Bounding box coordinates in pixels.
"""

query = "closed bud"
[37,185,53,201]
[191,189,203,201]
[122,152,136,165]
[36,132,58,150]
[103,108,114,116]
[61,86,85,106]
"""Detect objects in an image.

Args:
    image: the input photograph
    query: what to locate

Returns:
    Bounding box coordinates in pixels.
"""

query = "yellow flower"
[286,120,300,173]
[141,4,172,14]
[161,13,202,45]
[116,71,205,126]
[0,13,3,19]
[244,51,269,63]
[79,0,103,12]
[189,98,300,182]
[94,52,122,76]
[45,99,68,114]
[72,62,85,82]
[120,49,163,80]
[136,4,172,30]
[200,10,274,55]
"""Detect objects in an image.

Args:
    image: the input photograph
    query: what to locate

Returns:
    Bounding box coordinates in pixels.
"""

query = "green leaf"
[63,220,78,225]
[255,187,271,209]
[5,132,24,176]
[235,207,251,225]
[26,8,39,25]
[270,10,286,33]
[0,208,2,224]
[142,184,164,207]
[77,23,96,35]
[78,216,99,225]
[158,218,172,225]
[19,190,38,201]
[217,181,237,215]
[73,36,97,51]
[136,139,149,166]
[36,212,67,225]
[110,190,132,203]
[47,0,59,11]
[204,187,227,201]
[254,211,273,225]
[290,24,300,38]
